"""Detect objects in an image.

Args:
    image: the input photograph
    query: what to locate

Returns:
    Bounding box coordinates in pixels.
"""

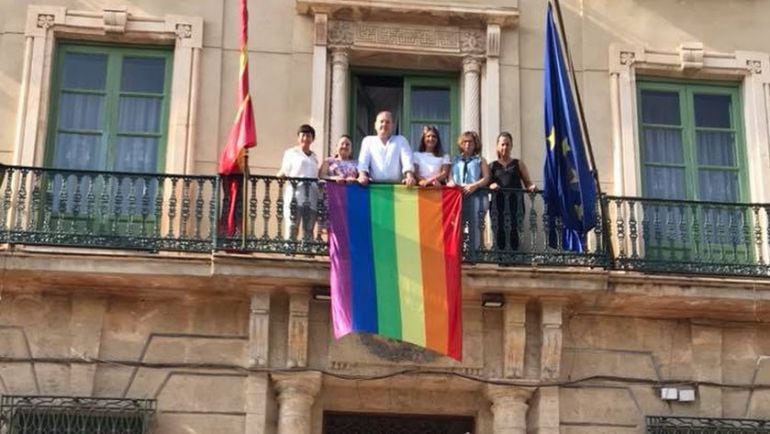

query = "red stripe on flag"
[441,186,463,360]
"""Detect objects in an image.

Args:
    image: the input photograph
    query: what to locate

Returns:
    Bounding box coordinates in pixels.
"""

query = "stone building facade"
[0,0,769,433]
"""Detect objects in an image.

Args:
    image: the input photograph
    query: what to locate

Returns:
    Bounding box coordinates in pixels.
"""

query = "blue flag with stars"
[543,3,596,252]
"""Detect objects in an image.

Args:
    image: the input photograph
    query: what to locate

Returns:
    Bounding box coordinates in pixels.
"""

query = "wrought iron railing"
[4,165,770,277]
[646,415,770,433]
[0,395,155,434]
[607,195,770,276]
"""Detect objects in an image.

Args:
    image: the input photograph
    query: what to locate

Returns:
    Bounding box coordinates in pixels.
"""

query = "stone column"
[485,385,533,434]
[330,48,349,147]
[310,13,329,157]
[462,56,482,133]
[272,372,322,434]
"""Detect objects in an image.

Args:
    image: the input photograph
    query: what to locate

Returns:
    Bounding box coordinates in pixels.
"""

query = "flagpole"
[241,151,249,249]
[550,0,616,264]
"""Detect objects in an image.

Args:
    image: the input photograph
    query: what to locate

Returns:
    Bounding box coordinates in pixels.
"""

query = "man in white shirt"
[357,111,417,186]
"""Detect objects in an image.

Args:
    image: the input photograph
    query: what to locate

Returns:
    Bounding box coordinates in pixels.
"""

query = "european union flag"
[543,3,596,252]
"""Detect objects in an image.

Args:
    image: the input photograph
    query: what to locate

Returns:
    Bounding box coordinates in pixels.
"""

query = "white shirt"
[357,135,414,182]
[279,147,319,178]
[413,152,450,179]
[279,146,319,211]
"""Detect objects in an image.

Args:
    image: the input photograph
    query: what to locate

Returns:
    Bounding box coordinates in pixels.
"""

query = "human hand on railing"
[489,182,500,191]
[446,181,457,188]
[526,184,538,193]
[357,173,369,185]
[463,184,478,195]
[344,176,357,183]
[403,172,417,187]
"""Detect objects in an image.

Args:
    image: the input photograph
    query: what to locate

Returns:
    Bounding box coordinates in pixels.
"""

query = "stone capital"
[463,56,483,74]
[331,48,349,67]
[271,371,322,401]
[484,384,534,405]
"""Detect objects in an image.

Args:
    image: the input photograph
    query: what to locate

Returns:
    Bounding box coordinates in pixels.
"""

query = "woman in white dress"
[413,125,450,187]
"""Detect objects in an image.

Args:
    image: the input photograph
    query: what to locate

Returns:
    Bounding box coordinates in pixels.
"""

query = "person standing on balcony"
[488,132,537,251]
[413,125,450,187]
[447,131,490,251]
[277,124,320,241]
[320,135,358,183]
[357,111,416,186]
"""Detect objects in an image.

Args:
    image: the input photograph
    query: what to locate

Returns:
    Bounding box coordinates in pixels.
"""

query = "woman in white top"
[277,124,320,241]
[413,125,450,187]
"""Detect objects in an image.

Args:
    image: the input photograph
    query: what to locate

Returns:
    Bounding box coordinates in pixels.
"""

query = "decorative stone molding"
[287,292,310,368]
[314,13,328,46]
[747,59,763,74]
[15,5,203,174]
[486,24,501,58]
[608,43,770,205]
[175,23,192,40]
[272,372,322,434]
[103,7,128,33]
[297,0,519,28]
[679,41,704,71]
[36,14,55,29]
[328,20,487,56]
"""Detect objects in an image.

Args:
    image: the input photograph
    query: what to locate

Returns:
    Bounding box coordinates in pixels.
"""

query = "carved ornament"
[175,23,193,39]
[103,7,128,34]
[37,14,55,29]
[328,20,487,56]
[747,59,763,74]
[619,51,636,66]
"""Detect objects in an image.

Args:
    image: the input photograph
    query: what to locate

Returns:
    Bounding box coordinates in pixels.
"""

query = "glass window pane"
[694,94,731,128]
[642,127,684,164]
[640,90,680,125]
[643,166,686,200]
[121,57,166,93]
[410,123,450,153]
[118,96,162,133]
[53,133,103,170]
[410,87,450,120]
[699,170,739,202]
[114,137,159,173]
[62,52,107,90]
[696,131,735,166]
[58,92,104,130]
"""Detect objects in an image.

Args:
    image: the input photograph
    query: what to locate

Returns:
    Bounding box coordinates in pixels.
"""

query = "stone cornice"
[296,0,519,27]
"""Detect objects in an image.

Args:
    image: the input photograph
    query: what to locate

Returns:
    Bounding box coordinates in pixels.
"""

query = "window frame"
[636,79,748,203]
[348,68,460,157]
[45,42,174,174]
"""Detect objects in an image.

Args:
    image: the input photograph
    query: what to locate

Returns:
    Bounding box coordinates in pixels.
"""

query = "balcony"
[1,165,768,278]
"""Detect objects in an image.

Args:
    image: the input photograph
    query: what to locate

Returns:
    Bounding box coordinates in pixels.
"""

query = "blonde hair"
[456,131,481,155]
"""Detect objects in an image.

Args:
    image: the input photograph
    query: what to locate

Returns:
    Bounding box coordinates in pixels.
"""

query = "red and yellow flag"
[218,0,256,236]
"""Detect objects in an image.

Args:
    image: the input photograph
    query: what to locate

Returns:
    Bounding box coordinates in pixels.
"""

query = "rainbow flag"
[327,183,463,360]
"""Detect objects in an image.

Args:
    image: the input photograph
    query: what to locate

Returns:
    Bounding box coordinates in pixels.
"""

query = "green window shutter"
[637,80,747,202]
[46,43,173,174]
[403,76,459,155]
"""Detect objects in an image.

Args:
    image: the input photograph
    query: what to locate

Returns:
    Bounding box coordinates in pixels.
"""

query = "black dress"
[489,159,525,250]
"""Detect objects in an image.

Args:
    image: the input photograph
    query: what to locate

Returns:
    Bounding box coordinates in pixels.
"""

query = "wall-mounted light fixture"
[481,293,505,308]
[312,286,331,301]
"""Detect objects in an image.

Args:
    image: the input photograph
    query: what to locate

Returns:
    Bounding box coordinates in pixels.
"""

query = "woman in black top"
[489,132,536,250]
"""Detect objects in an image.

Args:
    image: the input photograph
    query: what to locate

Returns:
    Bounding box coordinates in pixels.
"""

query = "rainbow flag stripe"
[327,184,463,360]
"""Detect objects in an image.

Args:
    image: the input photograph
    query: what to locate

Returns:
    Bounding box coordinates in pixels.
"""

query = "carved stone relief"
[328,20,486,56]
[37,14,55,29]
